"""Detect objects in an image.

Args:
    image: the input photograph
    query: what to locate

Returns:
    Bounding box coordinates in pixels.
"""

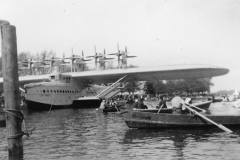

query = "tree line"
[144,78,213,95]
[122,78,213,95]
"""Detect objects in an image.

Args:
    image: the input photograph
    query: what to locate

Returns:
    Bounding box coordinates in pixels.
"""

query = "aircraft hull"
[0,111,6,127]
[26,99,101,111]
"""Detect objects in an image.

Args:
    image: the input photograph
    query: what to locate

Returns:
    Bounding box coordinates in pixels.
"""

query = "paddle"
[184,103,233,133]
[186,103,206,113]
[114,105,120,112]
[157,104,164,114]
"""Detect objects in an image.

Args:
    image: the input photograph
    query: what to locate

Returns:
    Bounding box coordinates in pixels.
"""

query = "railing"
[96,75,126,99]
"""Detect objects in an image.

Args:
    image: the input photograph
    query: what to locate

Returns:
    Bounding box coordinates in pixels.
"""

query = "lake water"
[1,104,240,160]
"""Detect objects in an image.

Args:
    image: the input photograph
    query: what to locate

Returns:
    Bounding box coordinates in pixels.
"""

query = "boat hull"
[124,111,240,129]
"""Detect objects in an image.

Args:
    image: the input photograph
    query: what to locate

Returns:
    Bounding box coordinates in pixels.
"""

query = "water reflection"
[123,129,218,159]
[123,128,240,160]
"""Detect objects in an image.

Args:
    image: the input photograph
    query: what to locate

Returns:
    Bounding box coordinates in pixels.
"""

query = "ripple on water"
[1,108,240,159]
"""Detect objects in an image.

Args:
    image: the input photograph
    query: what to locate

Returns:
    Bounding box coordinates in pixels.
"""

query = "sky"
[1,0,240,92]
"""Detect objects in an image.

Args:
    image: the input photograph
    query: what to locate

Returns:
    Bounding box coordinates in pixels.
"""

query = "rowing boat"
[123,110,240,129]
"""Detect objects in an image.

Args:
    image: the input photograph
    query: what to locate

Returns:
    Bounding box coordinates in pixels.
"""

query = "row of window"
[42,89,80,94]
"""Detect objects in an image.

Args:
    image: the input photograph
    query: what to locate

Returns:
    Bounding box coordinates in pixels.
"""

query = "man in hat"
[157,95,167,109]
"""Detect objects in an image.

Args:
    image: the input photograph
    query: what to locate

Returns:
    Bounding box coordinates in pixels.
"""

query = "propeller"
[80,50,91,62]
[39,56,66,73]
[62,50,92,72]
[108,43,125,68]
[120,46,136,68]
[18,58,49,74]
[108,44,136,68]
[74,50,91,65]
[101,49,114,61]
[18,58,43,69]
[86,46,103,69]
[122,46,136,58]
[108,43,122,56]
[97,49,115,70]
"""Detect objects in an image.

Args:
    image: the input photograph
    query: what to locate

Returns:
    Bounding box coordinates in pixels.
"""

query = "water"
[1,105,240,160]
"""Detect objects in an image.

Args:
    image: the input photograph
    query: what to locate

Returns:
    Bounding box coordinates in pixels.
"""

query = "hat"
[160,94,166,99]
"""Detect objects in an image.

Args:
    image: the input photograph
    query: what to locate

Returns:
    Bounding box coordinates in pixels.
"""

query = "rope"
[48,104,53,113]
[48,91,55,113]
[3,108,34,138]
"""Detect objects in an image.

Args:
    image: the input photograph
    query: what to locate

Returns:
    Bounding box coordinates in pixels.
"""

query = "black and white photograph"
[1,0,240,159]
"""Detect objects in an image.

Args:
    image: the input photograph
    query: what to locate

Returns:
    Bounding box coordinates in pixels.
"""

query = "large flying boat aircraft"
[0,63,229,110]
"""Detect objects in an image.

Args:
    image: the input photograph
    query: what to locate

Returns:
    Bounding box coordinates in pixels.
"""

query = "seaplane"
[0,47,229,111]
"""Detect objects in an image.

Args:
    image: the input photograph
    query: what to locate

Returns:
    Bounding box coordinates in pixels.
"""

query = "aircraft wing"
[69,64,229,84]
[0,64,229,88]
[0,74,50,85]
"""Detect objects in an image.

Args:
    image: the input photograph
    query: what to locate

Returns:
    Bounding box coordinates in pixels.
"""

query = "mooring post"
[1,21,23,159]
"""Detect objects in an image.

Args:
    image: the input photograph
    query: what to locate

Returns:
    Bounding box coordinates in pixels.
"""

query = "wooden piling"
[1,22,23,159]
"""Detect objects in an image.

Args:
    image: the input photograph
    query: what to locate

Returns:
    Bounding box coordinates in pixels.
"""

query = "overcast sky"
[1,0,240,92]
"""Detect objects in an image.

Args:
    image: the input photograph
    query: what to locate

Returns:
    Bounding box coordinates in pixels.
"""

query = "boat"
[123,110,240,129]
[96,100,126,113]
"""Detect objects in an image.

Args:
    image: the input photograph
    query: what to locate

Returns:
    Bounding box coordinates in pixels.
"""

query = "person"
[138,97,148,109]
[157,95,167,109]
[171,95,185,113]
[99,99,106,109]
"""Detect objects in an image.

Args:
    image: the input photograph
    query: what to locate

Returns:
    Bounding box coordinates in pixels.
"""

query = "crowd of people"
[99,93,192,113]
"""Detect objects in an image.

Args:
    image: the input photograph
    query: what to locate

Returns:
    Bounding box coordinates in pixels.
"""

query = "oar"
[187,103,206,113]
[184,103,233,133]
[114,105,120,112]
[157,104,164,114]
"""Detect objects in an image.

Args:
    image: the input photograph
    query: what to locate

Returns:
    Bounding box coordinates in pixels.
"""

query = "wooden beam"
[1,22,23,159]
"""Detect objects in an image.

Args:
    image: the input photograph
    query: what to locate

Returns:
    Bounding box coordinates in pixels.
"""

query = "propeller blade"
[103,49,106,56]
[94,46,97,55]
[117,43,120,53]
[126,55,137,58]
[82,50,84,57]
[86,56,95,58]
[82,59,92,61]
[125,46,128,53]
[102,57,115,61]
[108,53,118,55]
